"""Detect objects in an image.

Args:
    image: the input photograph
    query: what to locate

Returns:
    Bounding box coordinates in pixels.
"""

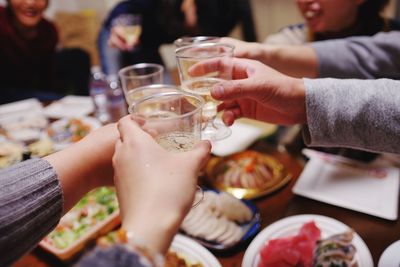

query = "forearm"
[303,78,400,154]
[45,123,117,214]
[262,45,318,78]
[0,158,63,266]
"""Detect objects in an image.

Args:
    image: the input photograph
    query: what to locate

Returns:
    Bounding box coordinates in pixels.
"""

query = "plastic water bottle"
[89,66,110,124]
[106,75,127,122]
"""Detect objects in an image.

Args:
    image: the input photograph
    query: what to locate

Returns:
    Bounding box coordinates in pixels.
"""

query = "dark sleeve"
[103,1,138,29]
[237,0,257,41]
[0,158,63,267]
[76,245,151,267]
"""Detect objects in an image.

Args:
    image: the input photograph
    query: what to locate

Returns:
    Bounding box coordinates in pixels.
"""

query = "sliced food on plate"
[46,117,101,150]
[242,214,373,267]
[181,190,260,249]
[206,150,291,199]
[40,187,120,260]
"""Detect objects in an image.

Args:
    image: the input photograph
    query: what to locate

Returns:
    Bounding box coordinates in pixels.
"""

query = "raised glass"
[118,63,164,102]
[174,36,220,48]
[175,42,234,141]
[129,89,205,207]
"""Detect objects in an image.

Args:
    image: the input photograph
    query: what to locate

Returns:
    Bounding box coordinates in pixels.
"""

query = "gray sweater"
[312,31,400,79]
[303,31,400,154]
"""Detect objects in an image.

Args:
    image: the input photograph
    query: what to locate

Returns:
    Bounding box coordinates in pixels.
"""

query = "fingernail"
[213,85,224,98]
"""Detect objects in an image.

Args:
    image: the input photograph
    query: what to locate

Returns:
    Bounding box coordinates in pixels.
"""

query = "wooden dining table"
[12,136,400,267]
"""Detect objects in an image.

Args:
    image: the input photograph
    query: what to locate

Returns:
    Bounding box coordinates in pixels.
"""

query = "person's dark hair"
[359,0,390,19]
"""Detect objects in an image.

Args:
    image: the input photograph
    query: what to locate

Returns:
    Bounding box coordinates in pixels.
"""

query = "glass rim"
[118,63,164,79]
[175,42,235,59]
[126,84,182,104]
[129,91,205,120]
[174,36,220,47]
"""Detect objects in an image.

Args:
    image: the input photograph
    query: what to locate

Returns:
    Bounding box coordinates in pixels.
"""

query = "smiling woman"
[264,0,400,45]
[0,0,91,104]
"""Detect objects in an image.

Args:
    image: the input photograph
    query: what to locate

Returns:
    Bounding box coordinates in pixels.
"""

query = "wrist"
[290,78,307,124]
[122,208,182,254]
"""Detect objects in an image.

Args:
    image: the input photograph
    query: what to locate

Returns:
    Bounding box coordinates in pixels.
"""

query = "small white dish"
[170,234,222,267]
[293,156,399,220]
[43,96,94,119]
[378,240,400,267]
[242,214,373,267]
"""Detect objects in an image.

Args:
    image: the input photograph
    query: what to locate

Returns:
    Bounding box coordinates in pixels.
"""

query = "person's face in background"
[296,0,364,33]
[9,0,48,28]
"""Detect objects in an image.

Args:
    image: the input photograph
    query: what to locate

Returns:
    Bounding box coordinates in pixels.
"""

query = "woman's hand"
[108,26,139,51]
[112,116,211,254]
[45,123,119,213]
[189,57,307,126]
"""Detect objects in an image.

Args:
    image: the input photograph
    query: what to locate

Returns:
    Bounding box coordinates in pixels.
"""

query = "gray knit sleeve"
[311,31,400,79]
[0,158,63,266]
[303,78,400,154]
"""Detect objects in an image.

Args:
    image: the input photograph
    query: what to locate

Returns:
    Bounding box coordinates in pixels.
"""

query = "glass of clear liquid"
[175,42,234,141]
[119,63,164,103]
[112,14,142,47]
[129,89,205,207]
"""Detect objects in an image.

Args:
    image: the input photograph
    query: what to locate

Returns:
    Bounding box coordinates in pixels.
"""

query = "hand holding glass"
[175,43,234,141]
[112,14,142,47]
[129,90,205,207]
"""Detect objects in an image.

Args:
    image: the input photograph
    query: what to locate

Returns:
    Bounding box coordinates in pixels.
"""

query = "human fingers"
[117,115,152,144]
[109,27,129,50]
[188,57,249,79]
[185,140,212,171]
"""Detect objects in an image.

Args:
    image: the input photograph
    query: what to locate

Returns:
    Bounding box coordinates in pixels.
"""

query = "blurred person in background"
[98,0,256,76]
[0,0,91,104]
[265,0,400,45]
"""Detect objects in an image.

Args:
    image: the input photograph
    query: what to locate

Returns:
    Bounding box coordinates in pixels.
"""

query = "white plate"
[293,157,399,220]
[378,240,400,267]
[170,234,222,267]
[43,96,94,119]
[242,214,373,267]
[46,117,101,151]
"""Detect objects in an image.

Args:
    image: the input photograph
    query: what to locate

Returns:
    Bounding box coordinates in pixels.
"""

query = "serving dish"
[180,189,261,251]
[169,234,222,267]
[242,214,373,267]
[205,150,291,199]
[46,116,101,151]
[39,187,120,260]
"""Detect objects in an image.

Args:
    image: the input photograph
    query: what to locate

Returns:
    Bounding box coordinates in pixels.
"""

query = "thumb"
[185,140,211,171]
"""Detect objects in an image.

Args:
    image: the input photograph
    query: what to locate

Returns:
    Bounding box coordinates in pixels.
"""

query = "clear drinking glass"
[129,89,205,207]
[174,36,220,48]
[175,42,234,141]
[125,84,182,107]
[118,63,164,103]
[112,14,142,47]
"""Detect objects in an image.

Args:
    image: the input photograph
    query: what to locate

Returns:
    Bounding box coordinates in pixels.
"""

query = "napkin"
[43,96,94,119]
[211,119,277,157]
[293,150,400,220]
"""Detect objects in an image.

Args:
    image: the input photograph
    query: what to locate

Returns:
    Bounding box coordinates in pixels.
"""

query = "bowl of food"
[206,150,291,199]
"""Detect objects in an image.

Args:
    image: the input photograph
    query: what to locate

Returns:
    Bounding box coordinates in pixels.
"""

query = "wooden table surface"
[13,140,399,267]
